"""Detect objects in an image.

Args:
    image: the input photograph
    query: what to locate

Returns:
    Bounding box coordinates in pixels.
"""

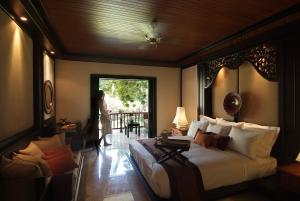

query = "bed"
[129,116,279,200]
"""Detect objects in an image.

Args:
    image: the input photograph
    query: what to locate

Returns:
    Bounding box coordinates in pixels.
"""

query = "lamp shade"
[172,107,188,130]
[296,152,300,162]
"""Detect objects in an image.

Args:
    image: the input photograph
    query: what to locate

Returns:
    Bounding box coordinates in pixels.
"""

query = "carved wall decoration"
[44,80,54,114]
[204,43,277,88]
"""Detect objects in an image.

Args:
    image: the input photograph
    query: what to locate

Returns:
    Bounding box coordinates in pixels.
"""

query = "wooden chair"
[81,118,100,154]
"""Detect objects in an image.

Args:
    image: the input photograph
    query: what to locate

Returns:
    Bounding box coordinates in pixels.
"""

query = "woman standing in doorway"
[98,90,112,146]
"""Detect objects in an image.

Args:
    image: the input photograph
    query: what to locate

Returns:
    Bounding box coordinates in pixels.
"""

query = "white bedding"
[129,136,277,198]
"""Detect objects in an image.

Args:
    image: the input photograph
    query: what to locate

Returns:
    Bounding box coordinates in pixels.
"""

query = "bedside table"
[278,162,300,194]
[171,128,188,136]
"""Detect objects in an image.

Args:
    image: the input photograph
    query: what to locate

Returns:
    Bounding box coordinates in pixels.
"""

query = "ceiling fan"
[144,19,162,47]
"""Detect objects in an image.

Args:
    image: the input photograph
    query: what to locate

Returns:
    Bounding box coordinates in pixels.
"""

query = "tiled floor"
[78,129,272,201]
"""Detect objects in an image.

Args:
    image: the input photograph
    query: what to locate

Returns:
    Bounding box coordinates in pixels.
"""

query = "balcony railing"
[109,112,148,132]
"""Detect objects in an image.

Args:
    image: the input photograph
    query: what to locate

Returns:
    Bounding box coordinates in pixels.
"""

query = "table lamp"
[172,107,188,130]
[296,152,300,162]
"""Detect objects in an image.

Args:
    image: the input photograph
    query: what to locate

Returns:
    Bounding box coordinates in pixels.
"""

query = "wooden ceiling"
[17,0,300,66]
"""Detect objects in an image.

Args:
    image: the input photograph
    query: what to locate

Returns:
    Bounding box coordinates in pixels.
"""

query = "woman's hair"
[98,90,105,99]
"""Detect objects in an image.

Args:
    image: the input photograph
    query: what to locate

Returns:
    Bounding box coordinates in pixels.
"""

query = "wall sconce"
[172,107,188,130]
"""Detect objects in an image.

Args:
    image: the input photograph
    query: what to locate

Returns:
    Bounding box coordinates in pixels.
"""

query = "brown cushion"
[194,130,213,148]
[209,133,231,150]
[0,156,43,178]
[44,149,78,175]
[13,153,51,177]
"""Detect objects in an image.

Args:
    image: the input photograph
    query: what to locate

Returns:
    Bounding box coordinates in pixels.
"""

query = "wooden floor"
[77,129,272,201]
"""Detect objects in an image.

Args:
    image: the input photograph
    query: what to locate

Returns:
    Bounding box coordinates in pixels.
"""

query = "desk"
[125,122,140,137]
[56,122,83,150]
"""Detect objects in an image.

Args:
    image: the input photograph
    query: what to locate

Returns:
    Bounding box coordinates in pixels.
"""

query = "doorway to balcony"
[91,74,157,141]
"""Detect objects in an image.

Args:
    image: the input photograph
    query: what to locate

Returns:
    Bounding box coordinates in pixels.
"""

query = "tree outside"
[99,79,148,113]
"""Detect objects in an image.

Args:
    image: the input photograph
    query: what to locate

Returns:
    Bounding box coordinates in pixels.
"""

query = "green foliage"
[100,79,148,109]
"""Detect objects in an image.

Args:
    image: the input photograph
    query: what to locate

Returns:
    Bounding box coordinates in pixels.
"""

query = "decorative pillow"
[34,134,65,151]
[194,130,214,148]
[0,156,43,178]
[206,122,232,136]
[227,127,263,159]
[19,142,45,158]
[13,153,51,177]
[44,149,78,175]
[216,118,244,128]
[187,119,209,138]
[209,133,231,151]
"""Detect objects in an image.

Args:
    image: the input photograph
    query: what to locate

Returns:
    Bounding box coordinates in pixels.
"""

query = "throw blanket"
[138,138,207,201]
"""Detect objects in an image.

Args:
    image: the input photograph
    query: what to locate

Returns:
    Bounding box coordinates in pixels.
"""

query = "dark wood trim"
[91,74,157,137]
[20,0,64,56]
[62,54,178,68]
[33,31,44,130]
[0,128,34,154]
[179,68,182,106]
[178,3,300,67]
[0,0,35,37]
[196,65,201,120]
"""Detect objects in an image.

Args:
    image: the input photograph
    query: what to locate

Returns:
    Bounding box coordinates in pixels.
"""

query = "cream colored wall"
[0,10,33,140]
[43,52,55,120]
[212,67,238,120]
[182,65,198,123]
[55,60,180,134]
[239,62,278,126]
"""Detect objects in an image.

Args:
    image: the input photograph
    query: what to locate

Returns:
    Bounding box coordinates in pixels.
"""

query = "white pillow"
[242,123,280,158]
[228,127,263,159]
[216,118,244,128]
[19,142,45,158]
[187,119,209,138]
[199,115,217,124]
[206,122,232,136]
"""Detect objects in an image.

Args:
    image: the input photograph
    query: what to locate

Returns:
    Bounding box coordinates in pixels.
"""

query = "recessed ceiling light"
[20,16,28,21]
[50,51,55,55]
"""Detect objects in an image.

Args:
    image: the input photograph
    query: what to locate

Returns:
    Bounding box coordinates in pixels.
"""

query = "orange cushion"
[194,130,213,148]
[44,149,78,175]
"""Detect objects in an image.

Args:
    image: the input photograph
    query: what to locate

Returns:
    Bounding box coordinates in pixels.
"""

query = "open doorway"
[90,75,157,141]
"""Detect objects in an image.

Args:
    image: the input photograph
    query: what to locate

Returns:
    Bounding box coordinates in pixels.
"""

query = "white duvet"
[129,136,277,198]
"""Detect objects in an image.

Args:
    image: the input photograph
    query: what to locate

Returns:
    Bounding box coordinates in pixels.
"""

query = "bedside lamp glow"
[172,107,188,130]
[296,153,300,162]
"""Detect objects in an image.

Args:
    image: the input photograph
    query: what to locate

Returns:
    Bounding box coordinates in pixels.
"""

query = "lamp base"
[175,124,188,131]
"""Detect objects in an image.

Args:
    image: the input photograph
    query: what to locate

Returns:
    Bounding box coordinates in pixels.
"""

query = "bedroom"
[0,0,300,201]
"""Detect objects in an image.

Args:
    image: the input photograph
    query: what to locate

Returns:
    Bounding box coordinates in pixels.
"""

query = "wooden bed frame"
[128,153,277,201]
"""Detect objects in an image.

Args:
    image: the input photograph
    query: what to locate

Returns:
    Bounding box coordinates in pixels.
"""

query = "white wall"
[55,60,180,134]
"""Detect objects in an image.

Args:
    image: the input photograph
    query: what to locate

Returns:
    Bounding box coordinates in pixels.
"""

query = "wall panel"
[182,65,198,123]
[0,9,33,141]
